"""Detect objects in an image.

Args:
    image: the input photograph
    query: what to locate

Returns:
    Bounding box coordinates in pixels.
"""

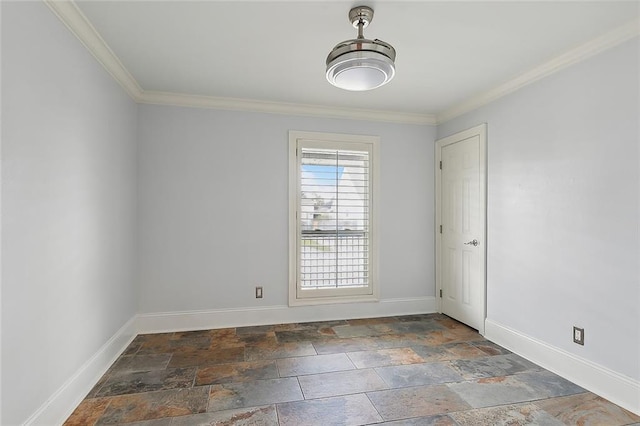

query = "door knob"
[464,239,479,246]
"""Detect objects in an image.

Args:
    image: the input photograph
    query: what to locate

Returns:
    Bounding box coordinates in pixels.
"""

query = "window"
[289,131,379,305]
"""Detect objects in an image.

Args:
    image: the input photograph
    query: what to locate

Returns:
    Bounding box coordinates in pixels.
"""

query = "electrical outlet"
[255,286,263,299]
[573,326,584,345]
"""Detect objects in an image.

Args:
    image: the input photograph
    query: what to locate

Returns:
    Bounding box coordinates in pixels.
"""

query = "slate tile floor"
[65,314,640,425]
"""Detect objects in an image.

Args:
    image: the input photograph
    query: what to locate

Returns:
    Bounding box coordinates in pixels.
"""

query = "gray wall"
[1,2,138,424]
[438,38,639,381]
[2,1,637,422]
[137,105,436,313]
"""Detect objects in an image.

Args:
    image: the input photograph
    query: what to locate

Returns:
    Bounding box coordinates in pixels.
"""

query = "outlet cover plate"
[573,326,584,345]
[255,286,263,299]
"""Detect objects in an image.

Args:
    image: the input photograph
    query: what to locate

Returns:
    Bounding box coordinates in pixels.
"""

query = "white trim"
[43,1,638,126]
[42,0,434,125]
[435,124,487,335]
[288,131,380,306]
[485,319,640,416]
[23,317,137,426]
[43,0,143,99]
[437,19,640,123]
[136,297,437,334]
[19,297,435,424]
[139,91,436,125]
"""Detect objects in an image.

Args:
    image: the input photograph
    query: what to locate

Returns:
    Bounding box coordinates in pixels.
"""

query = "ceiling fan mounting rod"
[357,20,365,39]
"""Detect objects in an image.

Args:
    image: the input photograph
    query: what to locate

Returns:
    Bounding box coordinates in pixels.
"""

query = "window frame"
[288,130,380,306]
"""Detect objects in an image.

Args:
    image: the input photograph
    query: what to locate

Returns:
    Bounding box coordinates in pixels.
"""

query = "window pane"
[300,148,370,290]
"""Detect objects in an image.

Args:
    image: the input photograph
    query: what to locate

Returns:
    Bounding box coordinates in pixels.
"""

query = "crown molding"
[138,91,437,125]
[44,1,637,127]
[43,0,143,99]
[42,0,435,125]
[437,18,640,124]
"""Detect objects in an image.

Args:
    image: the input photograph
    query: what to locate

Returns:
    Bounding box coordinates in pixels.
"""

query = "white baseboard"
[484,319,640,416]
[136,297,437,334]
[24,317,137,426]
[21,298,434,425]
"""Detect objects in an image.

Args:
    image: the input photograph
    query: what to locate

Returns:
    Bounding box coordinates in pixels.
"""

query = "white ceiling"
[72,1,639,122]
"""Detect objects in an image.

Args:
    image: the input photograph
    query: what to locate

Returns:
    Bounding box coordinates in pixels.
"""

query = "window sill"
[288,293,379,307]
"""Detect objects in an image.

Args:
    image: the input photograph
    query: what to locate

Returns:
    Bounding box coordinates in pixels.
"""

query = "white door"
[436,124,486,333]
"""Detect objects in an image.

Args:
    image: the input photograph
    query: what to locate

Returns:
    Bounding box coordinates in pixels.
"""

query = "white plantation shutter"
[289,132,378,304]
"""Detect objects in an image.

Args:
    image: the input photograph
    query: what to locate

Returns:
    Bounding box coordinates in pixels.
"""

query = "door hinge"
[439,289,443,298]
[439,225,442,234]
[439,161,442,170]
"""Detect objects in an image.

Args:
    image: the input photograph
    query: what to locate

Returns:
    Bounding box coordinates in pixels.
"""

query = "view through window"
[289,132,378,304]
[300,148,370,290]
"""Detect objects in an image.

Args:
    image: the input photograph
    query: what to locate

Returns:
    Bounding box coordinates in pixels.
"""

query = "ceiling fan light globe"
[326,51,395,91]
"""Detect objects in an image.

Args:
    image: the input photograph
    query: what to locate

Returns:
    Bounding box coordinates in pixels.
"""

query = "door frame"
[435,123,488,335]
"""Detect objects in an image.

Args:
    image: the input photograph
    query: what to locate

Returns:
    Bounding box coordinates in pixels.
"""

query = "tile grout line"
[203,385,212,415]
[274,402,281,426]
[94,398,111,426]
[295,375,307,400]
[363,390,385,423]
